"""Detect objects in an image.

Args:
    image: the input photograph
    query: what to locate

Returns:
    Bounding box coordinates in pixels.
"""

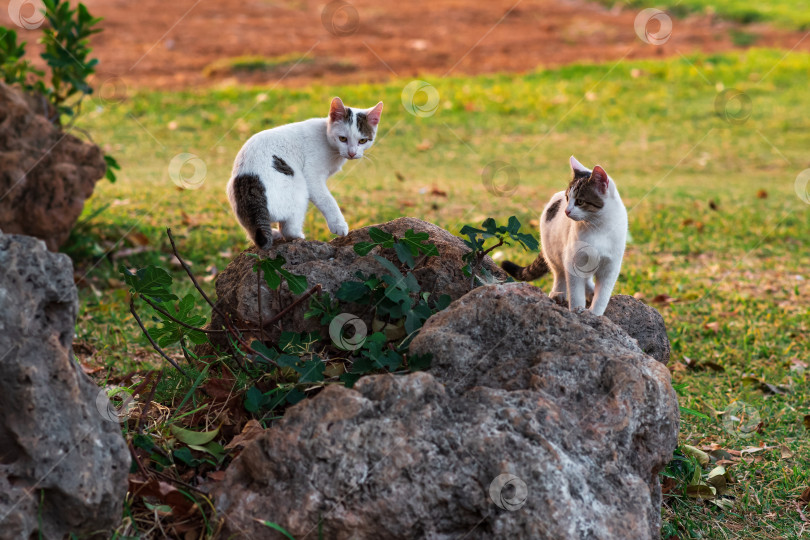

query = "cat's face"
[326,97,383,160]
[564,156,610,222]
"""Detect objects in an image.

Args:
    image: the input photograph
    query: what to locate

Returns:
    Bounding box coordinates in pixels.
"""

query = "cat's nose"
[565,208,571,216]
[348,151,356,158]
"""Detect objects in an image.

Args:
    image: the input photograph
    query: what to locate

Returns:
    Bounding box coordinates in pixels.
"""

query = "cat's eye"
[575,198,585,206]
[339,136,348,142]
[359,138,369,144]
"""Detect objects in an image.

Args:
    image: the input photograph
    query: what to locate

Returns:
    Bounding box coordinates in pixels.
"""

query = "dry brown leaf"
[757,189,768,199]
[224,419,265,451]
[804,414,810,431]
[416,139,433,151]
[704,321,720,332]
[128,231,150,246]
[429,186,447,197]
[651,293,678,306]
[800,486,810,504]
[780,444,795,459]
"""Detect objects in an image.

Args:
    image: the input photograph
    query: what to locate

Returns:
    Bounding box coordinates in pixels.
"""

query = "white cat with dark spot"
[502,156,627,316]
[227,97,383,250]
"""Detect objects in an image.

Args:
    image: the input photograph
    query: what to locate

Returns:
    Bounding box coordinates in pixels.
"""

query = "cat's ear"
[591,166,610,193]
[366,101,383,127]
[329,97,347,122]
[569,155,590,176]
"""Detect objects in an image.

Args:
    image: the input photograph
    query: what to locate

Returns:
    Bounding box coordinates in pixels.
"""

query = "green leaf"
[336,281,370,303]
[394,242,415,268]
[280,269,308,295]
[373,255,404,280]
[368,227,394,244]
[408,353,432,371]
[295,357,325,383]
[170,425,220,446]
[119,265,177,301]
[256,520,297,540]
[172,447,201,468]
[339,372,363,388]
[353,241,378,256]
[254,255,308,294]
[401,229,439,257]
[276,354,299,368]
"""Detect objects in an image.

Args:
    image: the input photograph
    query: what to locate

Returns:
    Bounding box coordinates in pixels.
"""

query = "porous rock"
[604,294,671,364]
[0,233,130,538]
[206,217,506,346]
[0,82,107,251]
[214,282,678,539]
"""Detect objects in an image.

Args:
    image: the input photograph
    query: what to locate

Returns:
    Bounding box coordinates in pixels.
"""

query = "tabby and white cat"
[502,156,627,316]
[227,97,383,249]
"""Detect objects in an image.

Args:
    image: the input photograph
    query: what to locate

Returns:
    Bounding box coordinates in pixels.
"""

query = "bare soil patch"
[3,0,809,90]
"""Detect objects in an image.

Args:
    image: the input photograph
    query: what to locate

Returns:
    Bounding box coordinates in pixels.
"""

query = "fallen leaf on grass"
[128,475,197,518]
[429,186,447,197]
[757,189,768,199]
[704,321,720,333]
[224,419,265,451]
[127,231,150,246]
[416,139,433,151]
[804,414,810,431]
[800,486,810,505]
[686,483,716,499]
[206,470,227,482]
[171,425,220,446]
[651,294,678,306]
[780,444,795,459]
[682,445,710,466]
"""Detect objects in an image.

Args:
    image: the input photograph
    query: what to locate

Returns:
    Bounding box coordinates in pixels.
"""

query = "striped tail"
[501,255,550,281]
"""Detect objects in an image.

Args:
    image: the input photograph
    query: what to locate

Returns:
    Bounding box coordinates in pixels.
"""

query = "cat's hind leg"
[549,271,567,306]
[279,188,309,241]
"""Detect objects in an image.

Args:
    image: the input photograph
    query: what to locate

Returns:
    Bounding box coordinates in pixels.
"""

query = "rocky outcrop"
[214,283,679,539]
[0,233,130,538]
[206,217,507,346]
[604,294,671,364]
[0,82,107,251]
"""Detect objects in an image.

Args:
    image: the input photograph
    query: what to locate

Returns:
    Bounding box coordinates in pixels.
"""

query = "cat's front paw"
[329,220,349,236]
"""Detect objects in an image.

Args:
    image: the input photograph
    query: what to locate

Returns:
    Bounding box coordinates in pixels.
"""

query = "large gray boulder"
[0,82,107,251]
[0,233,130,538]
[214,283,678,539]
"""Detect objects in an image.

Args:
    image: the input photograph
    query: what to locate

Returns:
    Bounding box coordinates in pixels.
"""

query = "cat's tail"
[501,256,550,281]
[230,173,274,251]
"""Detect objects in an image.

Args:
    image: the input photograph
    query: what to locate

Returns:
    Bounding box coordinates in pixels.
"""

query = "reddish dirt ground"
[4,0,809,90]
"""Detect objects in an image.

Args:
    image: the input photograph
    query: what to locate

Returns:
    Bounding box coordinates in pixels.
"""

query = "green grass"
[601,0,810,30]
[73,48,810,538]
[201,53,315,78]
